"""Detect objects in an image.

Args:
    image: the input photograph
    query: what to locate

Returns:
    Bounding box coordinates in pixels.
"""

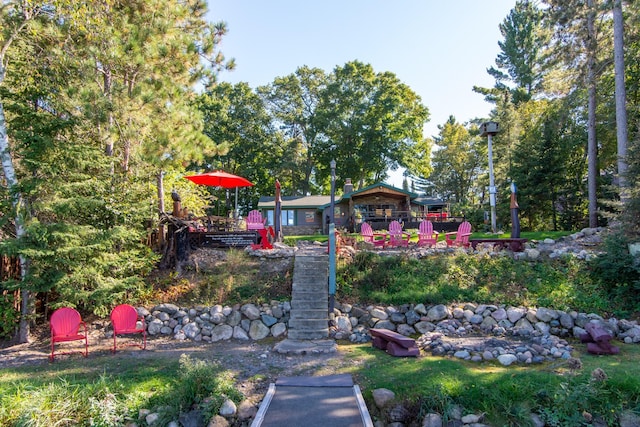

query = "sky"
[206,1,517,187]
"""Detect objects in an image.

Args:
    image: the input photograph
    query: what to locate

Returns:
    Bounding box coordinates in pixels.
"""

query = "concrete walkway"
[251,374,373,427]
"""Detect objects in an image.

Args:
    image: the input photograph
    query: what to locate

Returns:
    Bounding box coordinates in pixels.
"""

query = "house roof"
[317,182,418,209]
[257,183,446,210]
[258,195,331,209]
[412,196,448,207]
[345,182,418,199]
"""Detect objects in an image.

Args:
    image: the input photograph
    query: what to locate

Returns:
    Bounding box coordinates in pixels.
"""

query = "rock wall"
[133,300,640,366]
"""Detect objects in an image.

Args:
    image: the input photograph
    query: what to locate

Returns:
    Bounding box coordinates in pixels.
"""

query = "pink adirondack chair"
[417,220,439,247]
[445,221,472,247]
[246,210,266,230]
[49,307,89,361]
[360,222,386,247]
[387,220,411,247]
[111,304,147,353]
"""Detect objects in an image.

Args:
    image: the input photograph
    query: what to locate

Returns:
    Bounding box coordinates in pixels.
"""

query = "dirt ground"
[0,319,356,407]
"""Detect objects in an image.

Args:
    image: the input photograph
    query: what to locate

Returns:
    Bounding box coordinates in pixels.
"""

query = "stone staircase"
[287,250,329,340]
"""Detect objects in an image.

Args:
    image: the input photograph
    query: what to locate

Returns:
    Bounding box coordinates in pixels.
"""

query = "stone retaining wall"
[133,301,640,364]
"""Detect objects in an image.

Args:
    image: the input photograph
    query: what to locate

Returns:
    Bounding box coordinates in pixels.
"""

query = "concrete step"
[288,251,331,341]
[289,309,328,320]
[287,329,329,340]
[291,289,327,299]
[288,318,329,330]
[292,282,327,292]
[293,272,328,282]
[293,270,328,279]
[291,299,328,310]
[291,292,329,308]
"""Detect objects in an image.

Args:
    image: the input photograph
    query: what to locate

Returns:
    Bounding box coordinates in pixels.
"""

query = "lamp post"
[330,159,336,226]
[480,122,500,233]
[328,159,337,317]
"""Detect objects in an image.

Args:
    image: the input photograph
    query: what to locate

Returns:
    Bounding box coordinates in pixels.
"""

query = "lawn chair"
[111,304,146,353]
[49,307,89,361]
[417,220,439,247]
[360,222,387,247]
[387,220,410,247]
[445,221,472,248]
[246,210,266,230]
[251,226,275,250]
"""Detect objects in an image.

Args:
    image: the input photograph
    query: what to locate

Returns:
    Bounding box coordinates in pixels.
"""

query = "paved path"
[252,374,373,427]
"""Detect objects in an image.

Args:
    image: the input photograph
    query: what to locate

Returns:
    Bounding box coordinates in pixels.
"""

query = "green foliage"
[338,251,618,315]
[589,231,640,316]
[0,354,242,427]
[148,355,243,423]
[0,293,19,340]
[416,117,484,204]
[163,250,293,306]
[349,343,640,427]
[314,61,430,188]
[0,376,133,427]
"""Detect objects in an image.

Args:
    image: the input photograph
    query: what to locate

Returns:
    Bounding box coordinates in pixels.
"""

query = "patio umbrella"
[185,170,254,216]
[184,170,253,188]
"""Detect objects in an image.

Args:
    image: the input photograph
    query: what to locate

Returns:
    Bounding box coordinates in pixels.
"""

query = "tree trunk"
[103,66,114,156]
[586,0,599,228]
[157,171,166,248]
[613,0,628,199]
[0,65,31,343]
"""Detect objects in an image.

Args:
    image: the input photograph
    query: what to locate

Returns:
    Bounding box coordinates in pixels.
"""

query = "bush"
[589,231,640,316]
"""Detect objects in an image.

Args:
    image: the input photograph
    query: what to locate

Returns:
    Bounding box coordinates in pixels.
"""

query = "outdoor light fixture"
[480,122,500,233]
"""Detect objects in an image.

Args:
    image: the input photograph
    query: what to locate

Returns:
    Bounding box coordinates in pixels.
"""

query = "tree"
[197,82,281,212]
[613,0,628,197]
[0,0,77,343]
[258,66,327,195]
[422,117,485,205]
[314,61,429,190]
[481,0,549,105]
[510,100,587,230]
[1,0,234,341]
[542,0,611,228]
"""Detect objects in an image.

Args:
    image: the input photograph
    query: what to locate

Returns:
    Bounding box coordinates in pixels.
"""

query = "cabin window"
[266,209,295,226]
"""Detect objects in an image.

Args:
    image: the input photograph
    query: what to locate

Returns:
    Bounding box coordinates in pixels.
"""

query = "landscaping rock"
[372,388,395,409]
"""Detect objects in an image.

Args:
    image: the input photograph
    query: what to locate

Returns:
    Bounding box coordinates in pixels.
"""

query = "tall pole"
[330,159,336,225]
[487,133,497,233]
[328,159,337,315]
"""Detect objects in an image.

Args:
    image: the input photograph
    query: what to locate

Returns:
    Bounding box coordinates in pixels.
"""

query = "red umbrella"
[185,170,254,218]
[184,170,254,188]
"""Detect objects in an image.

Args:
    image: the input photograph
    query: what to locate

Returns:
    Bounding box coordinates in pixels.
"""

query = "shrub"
[589,231,640,316]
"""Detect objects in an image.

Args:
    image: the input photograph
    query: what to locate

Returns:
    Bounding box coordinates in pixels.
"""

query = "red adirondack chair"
[360,222,387,247]
[111,304,146,353]
[387,220,411,247]
[251,226,275,250]
[49,307,89,361]
[246,210,266,230]
[417,220,439,247]
[445,221,472,247]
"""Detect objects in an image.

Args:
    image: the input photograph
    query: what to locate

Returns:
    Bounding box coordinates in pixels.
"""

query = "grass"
[339,342,640,426]
[336,251,618,316]
[0,354,241,427]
